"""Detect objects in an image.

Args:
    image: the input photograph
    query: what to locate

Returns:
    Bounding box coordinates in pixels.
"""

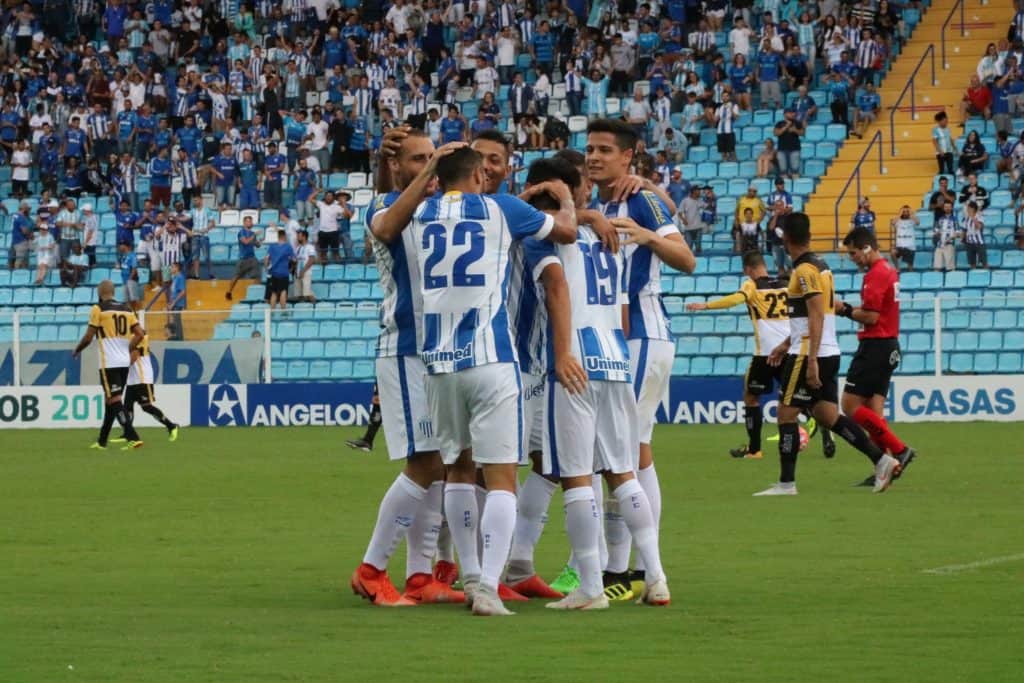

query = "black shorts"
[779,354,840,408]
[893,247,915,266]
[125,383,155,405]
[744,356,782,396]
[844,338,900,399]
[99,368,129,400]
[269,276,290,294]
[717,132,736,153]
[318,231,340,251]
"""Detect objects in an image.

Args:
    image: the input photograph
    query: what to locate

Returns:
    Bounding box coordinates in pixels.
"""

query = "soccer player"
[408,146,577,615]
[72,280,145,450]
[756,214,902,496]
[120,331,180,442]
[500,143,621,600]
[588,118,695,598]
[350,130,464,607]
[525,156,671,610]
[346,384,382,452]
[836,228,917,487]
[687,252,835,459]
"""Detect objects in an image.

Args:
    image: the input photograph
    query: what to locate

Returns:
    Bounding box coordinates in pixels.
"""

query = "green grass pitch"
[2,423,1023,682]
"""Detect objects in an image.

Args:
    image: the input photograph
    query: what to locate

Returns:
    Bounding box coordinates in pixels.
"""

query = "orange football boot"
[402,573,466,604]
[509,575,564,599]
[497,582,529,601]
[433,560,459,586]
[351,563,415,607]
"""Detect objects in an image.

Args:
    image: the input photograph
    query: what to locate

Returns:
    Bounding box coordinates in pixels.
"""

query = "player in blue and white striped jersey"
[408,146,578,616]
[586,118,696,598]
[523,155,671,610]
[351,129,464,608]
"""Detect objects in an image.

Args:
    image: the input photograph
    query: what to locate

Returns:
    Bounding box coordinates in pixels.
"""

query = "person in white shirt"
[890,205,920,271]
[10,140,32,198]
[426,108,442,145]
[306,110,331,172]
[379,76,403,118]
[473,56,499,98]
[495,26,518,83]
[385,0,411,34]
[29,106,52,146]
[81,204,99,267]
[292,228,319,302]
[33,223,57,285]
[624,88,652,144]
[729,18,755,57]
[312,189,347,263]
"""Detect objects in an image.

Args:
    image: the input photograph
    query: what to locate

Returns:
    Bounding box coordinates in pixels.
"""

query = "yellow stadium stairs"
[803,0,1012,252]
[142,278,255,341]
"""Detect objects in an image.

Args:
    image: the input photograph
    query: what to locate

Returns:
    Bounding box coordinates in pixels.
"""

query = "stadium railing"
[941,0,968,70]
[888,44,937,156]
[833,129,884,246]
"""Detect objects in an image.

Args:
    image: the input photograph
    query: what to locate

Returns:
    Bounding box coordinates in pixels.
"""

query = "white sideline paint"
[922,552,1024,575]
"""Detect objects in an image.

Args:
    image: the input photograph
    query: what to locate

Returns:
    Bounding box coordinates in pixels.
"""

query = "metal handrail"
[833,129,884,246]
[941,0,967,70]
[888,44,937,156]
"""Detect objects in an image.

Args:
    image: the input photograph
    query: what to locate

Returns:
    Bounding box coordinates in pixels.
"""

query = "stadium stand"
[1,0,1022,383]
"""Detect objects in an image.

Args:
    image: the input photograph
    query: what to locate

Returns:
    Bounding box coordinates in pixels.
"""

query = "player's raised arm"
[687,291,746,311]
[372,141,466,244]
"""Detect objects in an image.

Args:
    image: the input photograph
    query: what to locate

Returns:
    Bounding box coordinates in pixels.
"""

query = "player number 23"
[422,221,486,289]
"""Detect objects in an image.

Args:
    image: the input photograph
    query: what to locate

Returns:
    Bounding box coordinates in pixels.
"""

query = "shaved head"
[97,280,115,300]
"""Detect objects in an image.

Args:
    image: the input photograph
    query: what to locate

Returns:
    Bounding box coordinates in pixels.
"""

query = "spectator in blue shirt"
[827,70,852,130]
[115,199,142,247]
[850,198,878,233]
[9,202,35,269]
[116,100,137,155]
[225,216,262,301]
[852,82,880,139]
[210,142,239,208]
[263,142,287,209]
[167,262,188,340]
[756,40,783,109]
[293,157,319,224]
[117,242,142,309]
[237,149,262,210]
[440,105,467,144]
[265,229,296,310]
[148,147,173,209]
[531,21,556,72]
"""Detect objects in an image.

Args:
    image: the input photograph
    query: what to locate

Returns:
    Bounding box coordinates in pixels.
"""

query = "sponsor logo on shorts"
[889,349,901,366]
[584,356,630,373]
[422,341,474,368]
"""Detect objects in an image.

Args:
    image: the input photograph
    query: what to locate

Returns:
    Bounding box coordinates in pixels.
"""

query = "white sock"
[634,464,661,573]
[592,473,608,570]
[479,490,517,592]
[508,472,557,564]
[613,479,665,583]
[475,483,488,561]
[436,518,454,563]
[604,496,631,573]
[406,481,444,579]
[362,473,426,570]
[443,483,481,580]
[563,486,602,598]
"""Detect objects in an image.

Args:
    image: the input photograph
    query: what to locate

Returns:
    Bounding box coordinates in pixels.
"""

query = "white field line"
[922,552,1024,575]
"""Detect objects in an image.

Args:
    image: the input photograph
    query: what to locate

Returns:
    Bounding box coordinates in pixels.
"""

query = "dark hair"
[436,146,482,187]
[553,148,585,168]
[526,157,581,191]
[781,212,811,246]
[842,226,878,250]
[586,118,638,152]
[472,128,510,151]
[935,111,947,122]
[742,251,765,269]
[277,229,286,239]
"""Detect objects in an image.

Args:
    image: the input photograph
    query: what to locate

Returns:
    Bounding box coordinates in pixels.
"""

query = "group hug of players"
[346,118,917,616]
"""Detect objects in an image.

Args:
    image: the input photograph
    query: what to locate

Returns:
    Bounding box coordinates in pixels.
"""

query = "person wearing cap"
[768,178,794,215]
[773,107,804,179]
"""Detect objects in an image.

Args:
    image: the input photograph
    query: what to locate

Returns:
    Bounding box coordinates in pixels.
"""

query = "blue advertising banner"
[191,382,376,427]
[0,340,263,386]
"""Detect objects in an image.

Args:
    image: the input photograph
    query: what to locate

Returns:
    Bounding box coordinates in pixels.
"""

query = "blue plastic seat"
[712,356,735,376]
[331,359,354,378]
[713,316,737,334]
[672,357,689,375]
[304,340,325,357]
[287,360,309,379]
[353,359,375,379]
[950,353,973,373]
[907,332,931,351]
[281,340,303,358]
[723,336,746,354]
[670,317,691,335]
[698,336,722,354]
[900,353,925,374]
[276,321,298,338]
[1004,330,1024,350]
[691,316,714,334]
[297,321,319,338]
[979,331,1002,350]
[690,356,713,375]
[308,359,331,379]
[994,309,1017,329]
[213,323,235,340]
[975,353,998,373]
[341,320,362,338]
[954,331,978,350]
[825,124,847,141]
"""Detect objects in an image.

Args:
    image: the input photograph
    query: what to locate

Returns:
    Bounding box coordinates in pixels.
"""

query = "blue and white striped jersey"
[367,191,423,358]
[507,238,554,377]
[528,226,631,382]
[590,190,679,342]
[411,192,555,375]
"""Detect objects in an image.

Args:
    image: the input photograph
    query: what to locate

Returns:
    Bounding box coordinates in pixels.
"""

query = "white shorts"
[520,372,545,462]
[424,362,523,466]
[294,270,313,297]
[376,355,438,460]
[137,240,162,270]
[628,338,674,444]
[127,354,154,386]
[543,378,638,478]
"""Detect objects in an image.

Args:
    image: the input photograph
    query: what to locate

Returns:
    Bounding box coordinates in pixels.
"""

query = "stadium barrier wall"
[3,376,1019,429]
